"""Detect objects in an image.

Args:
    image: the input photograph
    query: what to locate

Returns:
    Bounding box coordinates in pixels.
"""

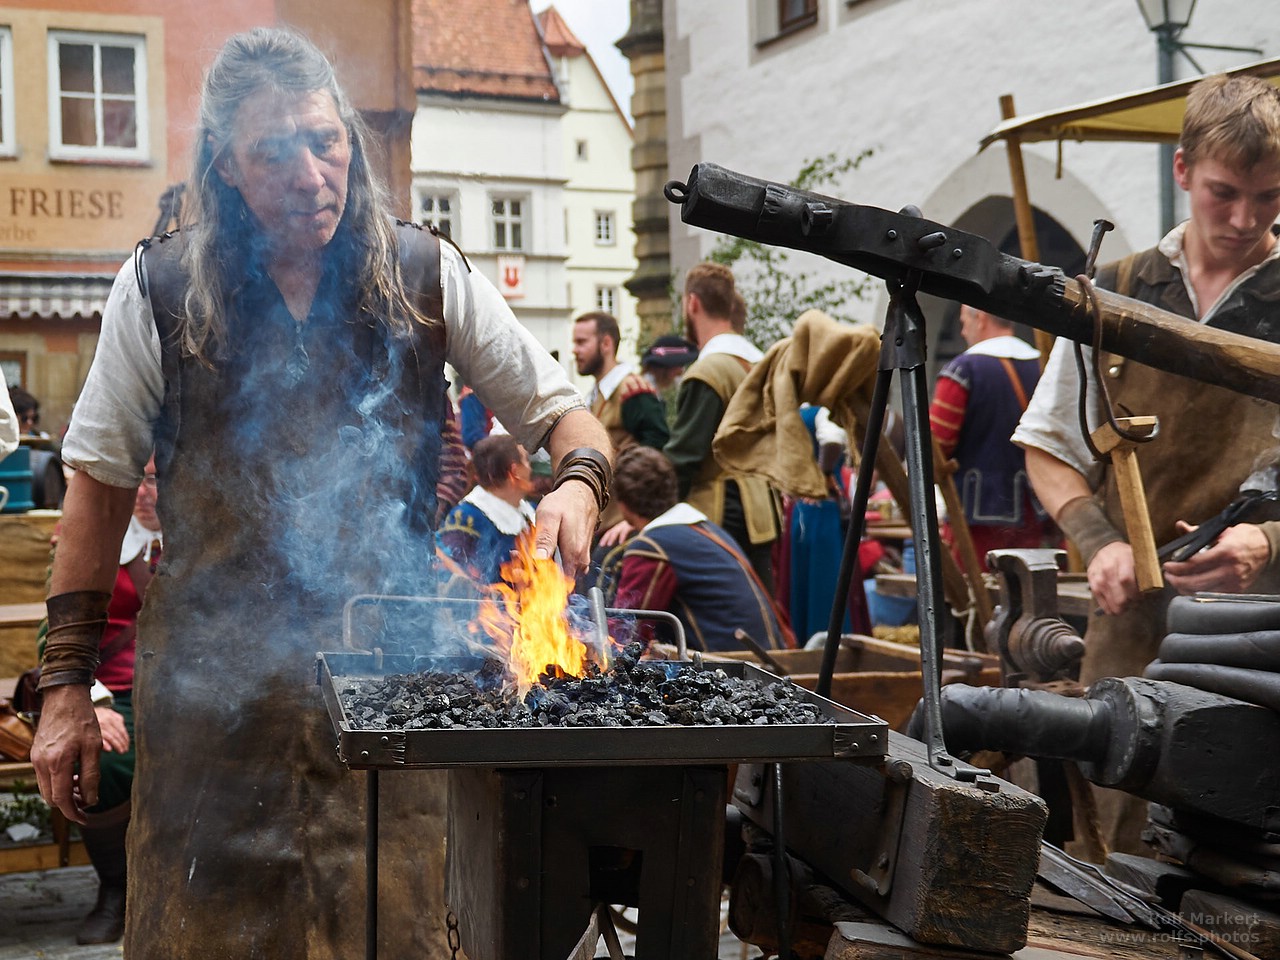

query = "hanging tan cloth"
[713,309,881,499]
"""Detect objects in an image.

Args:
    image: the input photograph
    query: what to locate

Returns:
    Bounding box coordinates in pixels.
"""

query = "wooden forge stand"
[446,765,727,960]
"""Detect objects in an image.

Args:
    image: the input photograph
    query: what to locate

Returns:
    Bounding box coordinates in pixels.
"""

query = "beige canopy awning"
[981,56,1280,149]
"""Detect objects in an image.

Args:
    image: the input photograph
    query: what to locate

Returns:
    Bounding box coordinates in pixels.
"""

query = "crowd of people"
[12,21,1280,956]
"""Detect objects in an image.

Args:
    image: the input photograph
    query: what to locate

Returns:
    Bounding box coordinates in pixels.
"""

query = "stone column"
[617,0,673,346]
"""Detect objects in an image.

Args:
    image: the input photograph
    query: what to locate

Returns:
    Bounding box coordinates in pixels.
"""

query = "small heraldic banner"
[497,256,525,300]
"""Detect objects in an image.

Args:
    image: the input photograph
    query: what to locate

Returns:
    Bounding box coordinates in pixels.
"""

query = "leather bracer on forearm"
[1057,496,1124,568]
[38,590,113,690]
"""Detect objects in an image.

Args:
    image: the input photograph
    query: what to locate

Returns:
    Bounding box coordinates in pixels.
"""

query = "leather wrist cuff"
[39,590,112,690]
[1057,496,1124,568]
[553,447,612,513]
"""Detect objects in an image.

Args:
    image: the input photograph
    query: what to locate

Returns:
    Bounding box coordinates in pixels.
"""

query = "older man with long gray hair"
[32,26,609,958]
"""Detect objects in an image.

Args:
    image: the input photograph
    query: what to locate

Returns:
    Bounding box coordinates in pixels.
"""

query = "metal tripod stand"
[814,271,985,781]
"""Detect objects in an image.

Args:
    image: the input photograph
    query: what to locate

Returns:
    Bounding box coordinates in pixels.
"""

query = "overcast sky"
[531,0,635,121]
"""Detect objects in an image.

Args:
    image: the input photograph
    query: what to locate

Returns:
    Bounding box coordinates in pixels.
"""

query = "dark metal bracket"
[812,260,986,782]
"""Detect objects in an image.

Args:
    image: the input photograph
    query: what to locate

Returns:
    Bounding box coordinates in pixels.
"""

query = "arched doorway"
[927,196,1087,379]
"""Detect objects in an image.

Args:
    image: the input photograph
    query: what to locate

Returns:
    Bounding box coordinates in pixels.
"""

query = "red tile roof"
[537,6,585,58]
[413,0,560,102]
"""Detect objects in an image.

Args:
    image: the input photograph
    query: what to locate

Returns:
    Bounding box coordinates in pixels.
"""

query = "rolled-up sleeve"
[1012,337,1102,479]
[61,255,164,488]
[0,370,18,458]
[440,245,584,454]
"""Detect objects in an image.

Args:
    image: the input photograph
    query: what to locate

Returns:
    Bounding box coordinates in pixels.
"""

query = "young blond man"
[1013,74,1280,857]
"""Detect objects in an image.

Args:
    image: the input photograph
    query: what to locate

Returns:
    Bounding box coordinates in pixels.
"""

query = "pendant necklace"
[286,317,310,385]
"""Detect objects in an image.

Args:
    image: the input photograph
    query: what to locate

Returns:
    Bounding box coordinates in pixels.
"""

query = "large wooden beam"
[1053,281,1280,405]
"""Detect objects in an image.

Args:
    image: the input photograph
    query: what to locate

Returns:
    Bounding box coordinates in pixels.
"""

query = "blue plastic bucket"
[0,445,36,512]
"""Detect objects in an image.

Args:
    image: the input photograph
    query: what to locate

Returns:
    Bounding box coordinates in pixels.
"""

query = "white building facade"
[411,95,570,360]
[544,13,641,377]
[410,1,637,383]
[665,0,1280,363]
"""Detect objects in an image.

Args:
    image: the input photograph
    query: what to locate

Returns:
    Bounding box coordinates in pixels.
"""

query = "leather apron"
[127,223,454,958]
[1083,247,1280,687]
[1074,247,1280,859]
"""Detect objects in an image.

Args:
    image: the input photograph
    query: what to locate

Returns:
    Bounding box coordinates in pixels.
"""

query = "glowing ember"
[472,530,609,693]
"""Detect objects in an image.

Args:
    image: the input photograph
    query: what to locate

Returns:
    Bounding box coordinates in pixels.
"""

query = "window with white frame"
[779,0,818,30]
[49,30,148,161]
[0,28,14,157]
[754,0,818,47]
[594,210,615,246]
[595,285,617,315]
[419,190,456,239]
[491,196,525,251]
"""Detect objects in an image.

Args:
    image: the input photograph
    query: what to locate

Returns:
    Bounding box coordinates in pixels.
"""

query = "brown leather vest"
[592,381,637,459]
[684,352,779,544]
[126,222,453,959]
[592,379,636,531]
[1093,248,1280,545]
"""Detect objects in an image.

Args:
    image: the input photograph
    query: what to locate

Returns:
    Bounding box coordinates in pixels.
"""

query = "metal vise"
[984,549,1085,684]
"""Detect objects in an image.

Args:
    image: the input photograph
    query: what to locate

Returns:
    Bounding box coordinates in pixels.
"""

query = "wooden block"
[824,919,1147,959]
[1180,889,1280,959]
[0,512,58,605]
[735,730,1047,954]
[0,840,89,875]
[1024,905,1182,960]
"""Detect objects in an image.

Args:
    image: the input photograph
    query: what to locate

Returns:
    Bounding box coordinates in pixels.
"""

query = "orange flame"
[472,529,603,693]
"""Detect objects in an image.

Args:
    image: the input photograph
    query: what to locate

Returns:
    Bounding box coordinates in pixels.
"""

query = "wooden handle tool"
[1090,416,1161,593]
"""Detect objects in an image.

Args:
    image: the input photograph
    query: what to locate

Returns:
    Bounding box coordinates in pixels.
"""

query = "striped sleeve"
[928,372,969,459]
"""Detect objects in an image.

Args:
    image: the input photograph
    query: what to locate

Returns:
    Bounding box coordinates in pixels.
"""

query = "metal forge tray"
[317,652,888,769]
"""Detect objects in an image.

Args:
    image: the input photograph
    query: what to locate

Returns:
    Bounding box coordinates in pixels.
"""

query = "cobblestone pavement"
[0,866,120,960]
[0,868,759,959]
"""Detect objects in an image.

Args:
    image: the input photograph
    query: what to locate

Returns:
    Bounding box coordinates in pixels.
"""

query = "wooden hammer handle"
[1110,447,1162,593]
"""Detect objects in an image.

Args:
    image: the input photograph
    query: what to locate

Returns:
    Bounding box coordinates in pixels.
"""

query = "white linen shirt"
[0,369,17,460]
[1012,223,1280,476]
[641,502,707,532]
[698,332,763,364]
[588,361,635,408]
[64,241,584,488]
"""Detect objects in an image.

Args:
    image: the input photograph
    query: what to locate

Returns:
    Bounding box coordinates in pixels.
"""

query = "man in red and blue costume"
[929,305,1056,563]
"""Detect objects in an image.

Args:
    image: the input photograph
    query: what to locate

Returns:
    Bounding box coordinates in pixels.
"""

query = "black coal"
[338,642,828,730]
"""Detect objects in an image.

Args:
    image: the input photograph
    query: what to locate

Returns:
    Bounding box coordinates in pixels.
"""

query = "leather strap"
[687,523,793,649]
[997,357,1029,411]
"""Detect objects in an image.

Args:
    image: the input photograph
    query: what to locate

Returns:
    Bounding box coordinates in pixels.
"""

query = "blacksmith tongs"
[1158,489,1280,563]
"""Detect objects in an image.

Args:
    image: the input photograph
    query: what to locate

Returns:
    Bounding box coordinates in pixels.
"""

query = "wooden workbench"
[824,901,1183,958]
[875,571,1094,620]
[736,865,1183,959]
[0,510,57,675]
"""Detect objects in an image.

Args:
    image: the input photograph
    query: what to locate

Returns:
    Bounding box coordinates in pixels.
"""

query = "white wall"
[666,0,1280,345]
